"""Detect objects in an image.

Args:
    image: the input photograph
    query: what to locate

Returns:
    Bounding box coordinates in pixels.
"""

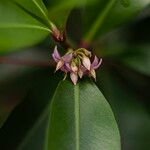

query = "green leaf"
[47,0,97,29]
[0,1,50,52]
[47,0,75,28]
[97,68,150,150]
[47,0,84,29]
[47,80,120,150]
[84,0,150,42]
[13,0,52,27]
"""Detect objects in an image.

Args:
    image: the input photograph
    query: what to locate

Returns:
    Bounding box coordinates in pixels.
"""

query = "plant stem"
[59,39,72,50]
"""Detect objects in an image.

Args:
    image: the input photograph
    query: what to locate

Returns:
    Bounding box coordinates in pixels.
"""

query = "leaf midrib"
[0,24,51,32]
[74,84,80,150]
[13,0,52,29]
[31,0,52,27]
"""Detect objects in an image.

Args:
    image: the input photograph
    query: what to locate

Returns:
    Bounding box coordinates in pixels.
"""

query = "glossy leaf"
[47,80,120,150]
[83,0,150,42]
[46,0,84,29]
[13,0,52,27]
[46,0,97,29]
[97,68,150,150]
[0,1,50,52]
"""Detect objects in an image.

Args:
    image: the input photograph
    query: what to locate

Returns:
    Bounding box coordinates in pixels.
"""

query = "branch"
[0,56,55,67]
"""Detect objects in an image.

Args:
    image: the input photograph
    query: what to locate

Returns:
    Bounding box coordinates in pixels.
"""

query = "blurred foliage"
[0,67,61,149]
[0,0,50,52]
[0,0,150,150]
[97,66,150,150]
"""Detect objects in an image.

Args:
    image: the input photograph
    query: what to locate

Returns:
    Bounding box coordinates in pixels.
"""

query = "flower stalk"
[50,23,71,50]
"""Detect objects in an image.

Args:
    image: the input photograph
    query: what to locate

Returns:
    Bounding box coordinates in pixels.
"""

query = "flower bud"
[78,68,83,78]
[82,56,91,70]
[83,48,91,57]
[90,69,96,80]
[71,61,78,72]
[51,23,65,42]
[70,72,78,85]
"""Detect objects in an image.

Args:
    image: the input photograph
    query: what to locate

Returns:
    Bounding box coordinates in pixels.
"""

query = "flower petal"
[52,46,61,62]
[56,60,64,71]
[78,68,83,78]
[70,72,78,85]
[92,55,99,67]
[83,49,91,57]
[90,68,96,81]
[80,65,88,75]
[92,58,102,70]
[63,53,73,62]
[71,61,78,72]
[60,63,71,73]
[65,63,71,71]
[61,66,67,73]
[82,56,91,70]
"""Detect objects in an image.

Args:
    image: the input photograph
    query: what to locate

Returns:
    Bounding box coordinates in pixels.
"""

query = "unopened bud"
[90,69,96,81]
[51,23,65,42]
[70,72,78,85]
[78,68,83,78]
[71,61,78,72]
[82,56,91,70]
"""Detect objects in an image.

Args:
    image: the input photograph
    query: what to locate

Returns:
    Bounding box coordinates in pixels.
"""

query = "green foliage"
[97,68,150,150]
[0,0,149,51]
[0,68,60,149]
[83,0,150,41]
[13,0,51,27]
[47,80,120,150]
[0,0,149,149]
[46,0,96,28]
[0,0,50,52]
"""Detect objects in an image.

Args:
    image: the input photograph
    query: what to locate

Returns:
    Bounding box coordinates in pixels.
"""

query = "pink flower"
[52,46,61,62]
[52,46,102,85]
[70,72,78,85]
[82,56,91,70]
[90,56,102,80]
[52,46,72,72]
[91,55,102,70]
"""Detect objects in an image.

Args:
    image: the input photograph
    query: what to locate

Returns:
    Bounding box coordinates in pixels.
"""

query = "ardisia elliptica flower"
[52,46,102,85]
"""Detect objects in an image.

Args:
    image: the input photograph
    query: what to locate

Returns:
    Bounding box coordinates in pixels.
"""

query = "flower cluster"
[52,46,102,85]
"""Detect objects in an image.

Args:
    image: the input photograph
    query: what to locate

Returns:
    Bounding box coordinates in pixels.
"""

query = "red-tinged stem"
[51,26,73,50]
[0,56,55,67]
[79,40,91,49]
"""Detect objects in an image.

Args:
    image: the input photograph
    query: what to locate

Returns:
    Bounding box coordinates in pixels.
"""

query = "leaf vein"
[32,0,52,27]
[0,24,51,32]
[74,84,80,150]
